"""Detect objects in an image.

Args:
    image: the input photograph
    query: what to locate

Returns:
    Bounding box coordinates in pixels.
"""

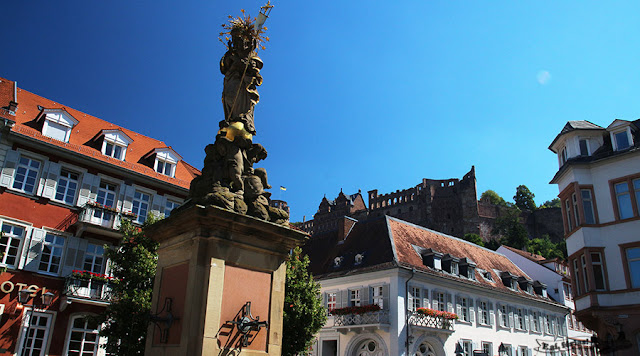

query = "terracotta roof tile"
[0,78,199,189]
[500,245,547,263]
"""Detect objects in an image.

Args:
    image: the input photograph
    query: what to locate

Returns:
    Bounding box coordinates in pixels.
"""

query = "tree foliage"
[99,217,159,356]
[527,234,566,259]
[493,209,529,250]
[480,190,507,206]
[462,233,484,247]
[513,185,536,211]
[282,247,326,356]
[539,198,561,209]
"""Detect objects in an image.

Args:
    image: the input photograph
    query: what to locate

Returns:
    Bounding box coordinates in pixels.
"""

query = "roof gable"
[40,108,79,127]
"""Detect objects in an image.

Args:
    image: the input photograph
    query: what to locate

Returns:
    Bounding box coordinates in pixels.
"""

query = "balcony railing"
[64,276,114,303]
[78,204,135,230]
[408,312,455,331]
[333,311,389,327]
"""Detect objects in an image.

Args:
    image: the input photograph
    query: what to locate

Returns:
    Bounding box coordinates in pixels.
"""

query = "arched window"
[355,339,384,356]
[415,342,436,356]
[65,316,101,356]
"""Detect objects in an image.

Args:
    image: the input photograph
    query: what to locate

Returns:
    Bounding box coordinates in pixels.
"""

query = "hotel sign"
[0,280,52,297]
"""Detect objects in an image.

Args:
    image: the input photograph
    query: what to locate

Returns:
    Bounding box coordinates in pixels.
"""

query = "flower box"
[415,307,459,320]
[331,304,381,316]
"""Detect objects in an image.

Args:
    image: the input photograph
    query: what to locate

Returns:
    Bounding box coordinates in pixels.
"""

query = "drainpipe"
[405,268,416,356]
[14,81,17,102]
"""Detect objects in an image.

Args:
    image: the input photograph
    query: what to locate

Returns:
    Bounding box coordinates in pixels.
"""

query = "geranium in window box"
[71,270,93,280]
[415,307,459,320]
[86,201,119,213]
[331,304,381,316]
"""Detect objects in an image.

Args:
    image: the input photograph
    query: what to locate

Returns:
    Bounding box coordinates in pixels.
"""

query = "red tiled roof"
[501,245,547,263]
[306,215,559,303]
[0,78,199,189]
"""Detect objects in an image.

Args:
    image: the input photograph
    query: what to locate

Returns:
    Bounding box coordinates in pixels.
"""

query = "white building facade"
[549,119,640,355]
[498,245,597,355]
[306,216,569,356]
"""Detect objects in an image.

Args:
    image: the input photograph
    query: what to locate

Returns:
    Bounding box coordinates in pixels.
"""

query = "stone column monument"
[144,4,308,355]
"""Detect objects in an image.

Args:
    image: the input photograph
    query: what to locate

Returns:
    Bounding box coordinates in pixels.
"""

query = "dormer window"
[354,253,364,265]
[560,146,568,165]
[39,109,78,143]
[517,276,534,294]
[441,254,459,275]
[481,270,494,282]
[607,120,635,152]
[333,256,343,268]
[145,148,182,178]
[613,130,631,150]
[100,130,132,161]
[578,139,590,156]
[459,258,476,280]
[420,248,443,270]
[533,281,548,297]
[500,271,517,289]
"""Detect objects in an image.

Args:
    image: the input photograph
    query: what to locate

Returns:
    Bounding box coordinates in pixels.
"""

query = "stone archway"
[410,335,446,356]
[345,333,389,356]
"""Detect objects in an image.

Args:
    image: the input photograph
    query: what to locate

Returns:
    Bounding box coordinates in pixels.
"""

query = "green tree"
[462,233,484,247]
[493,209,529,250]
[282,247,326,356]
[513,185,536,211]
[480,190,507,206]
[528,234,567,260]
[99,217,159,356]
[539,198,561,209]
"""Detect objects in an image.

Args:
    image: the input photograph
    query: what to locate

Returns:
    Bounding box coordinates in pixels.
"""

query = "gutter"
[405,268,416,356]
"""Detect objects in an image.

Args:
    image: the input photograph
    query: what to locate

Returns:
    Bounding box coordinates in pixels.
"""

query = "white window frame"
[0,220,28,269]
[12,155,42,195]
[40,109,78,143]
[435,291,445,312]
[326,292,337,315]
[154,158,175,177]
[372,285,384,309]
[482,342,493,356]
[83,242,105,274]
[515,308,525,330]
[545,314,553,334]
[54,169,80,205]
[100,130,132,161]
[164,199,180,217]
[132,190,151,224]
[459,296,469,322]
[531,310,540,332]
[518,345,528,356]
[409,286,421,311]
[500,304,509,328]
[62,314,107,356]
[478,301,489,325]
[37,231,66,275]
[461,339,472,356]
[611,127,633,151]
[16,310,54,356]
[349,289,360,307]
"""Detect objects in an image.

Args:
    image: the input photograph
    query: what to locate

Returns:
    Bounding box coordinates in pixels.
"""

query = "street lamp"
[498,343,508,356]
[455,342,464,356]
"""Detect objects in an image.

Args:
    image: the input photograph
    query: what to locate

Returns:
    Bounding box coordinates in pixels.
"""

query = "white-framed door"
[15,309,55,356]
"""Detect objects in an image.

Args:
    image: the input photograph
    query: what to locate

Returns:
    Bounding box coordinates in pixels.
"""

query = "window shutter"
[0,150,20,187]
[341,290,349,308]
[527,347,532,356]
[382,284,389,310]
[42,162,61,199]
[431,290,438,311]
[75,239,89,270]
[509,306,514,328]
[77,173,99,207]
[361,286,369,305]
[62,236,80,276]
[422,288,429,309]
[323,292,328,309]
[489,302,495,325]
[524,312,529,331]
[446,293,453,312]
[539,313,544,332]
[23,228,46,272]
[469,298,475,323]
[456,296,461,316]
[122,185,136,212]
[150,194,166,218]
[36,161,50,196]
[407,288,413,310]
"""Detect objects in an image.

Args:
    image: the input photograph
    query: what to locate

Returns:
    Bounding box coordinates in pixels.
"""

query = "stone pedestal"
[144,204,307,356]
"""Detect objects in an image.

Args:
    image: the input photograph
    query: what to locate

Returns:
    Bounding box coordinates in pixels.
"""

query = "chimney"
[337,216,357,241]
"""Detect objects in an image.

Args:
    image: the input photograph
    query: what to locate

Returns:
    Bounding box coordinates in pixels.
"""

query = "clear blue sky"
[3,1,640,222]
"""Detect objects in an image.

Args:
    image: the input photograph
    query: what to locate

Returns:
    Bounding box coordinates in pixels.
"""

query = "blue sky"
[3,1,640,222]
